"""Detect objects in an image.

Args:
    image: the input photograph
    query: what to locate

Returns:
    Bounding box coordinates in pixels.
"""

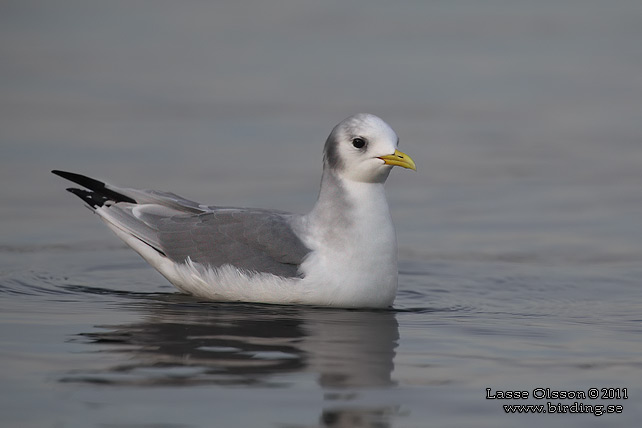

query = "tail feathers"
[52,170,137,207]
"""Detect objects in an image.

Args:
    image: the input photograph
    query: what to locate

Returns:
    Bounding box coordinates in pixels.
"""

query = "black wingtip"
[65,188,110,208]
[53,170,137,205]
[52,170,108,191]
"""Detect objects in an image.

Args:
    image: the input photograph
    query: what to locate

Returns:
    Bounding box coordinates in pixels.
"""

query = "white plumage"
[54,113,416,308]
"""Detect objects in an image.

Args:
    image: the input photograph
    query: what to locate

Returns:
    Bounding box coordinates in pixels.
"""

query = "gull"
[53,113,416,308]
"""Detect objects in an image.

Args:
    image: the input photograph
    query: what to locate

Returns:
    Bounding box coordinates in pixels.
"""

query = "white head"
[323,113,416,183]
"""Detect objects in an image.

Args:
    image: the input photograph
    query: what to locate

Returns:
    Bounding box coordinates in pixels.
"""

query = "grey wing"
[112,188,206,214]
[52,170,310,277]
[155,210,311,278]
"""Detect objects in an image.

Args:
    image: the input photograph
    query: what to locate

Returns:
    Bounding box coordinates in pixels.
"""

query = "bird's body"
[54,113,415,308]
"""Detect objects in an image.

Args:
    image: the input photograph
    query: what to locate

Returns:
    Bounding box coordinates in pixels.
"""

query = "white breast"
[297,179,398,307]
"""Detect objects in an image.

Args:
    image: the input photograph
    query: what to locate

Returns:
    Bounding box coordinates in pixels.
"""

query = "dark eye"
[352,137,366,149]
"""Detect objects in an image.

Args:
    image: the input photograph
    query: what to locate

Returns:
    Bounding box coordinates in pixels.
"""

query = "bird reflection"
[65,297,399,426]
[321,407,401,428]
[68,301,306,386]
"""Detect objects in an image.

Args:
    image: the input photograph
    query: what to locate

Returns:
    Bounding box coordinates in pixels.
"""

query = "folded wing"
[53,170,310,278]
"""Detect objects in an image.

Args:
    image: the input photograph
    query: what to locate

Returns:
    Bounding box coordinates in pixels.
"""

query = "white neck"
[296,169,398,307]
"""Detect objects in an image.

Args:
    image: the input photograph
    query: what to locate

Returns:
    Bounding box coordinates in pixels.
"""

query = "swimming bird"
[53,113,416,308]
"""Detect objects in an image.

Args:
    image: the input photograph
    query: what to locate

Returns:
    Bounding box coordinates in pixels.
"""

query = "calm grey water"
[2,1,641,427]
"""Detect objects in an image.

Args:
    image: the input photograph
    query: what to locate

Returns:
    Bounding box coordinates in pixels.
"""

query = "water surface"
[1,1,641,427]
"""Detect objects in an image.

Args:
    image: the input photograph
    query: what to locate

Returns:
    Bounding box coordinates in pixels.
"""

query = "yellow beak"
[378,149,417,171]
